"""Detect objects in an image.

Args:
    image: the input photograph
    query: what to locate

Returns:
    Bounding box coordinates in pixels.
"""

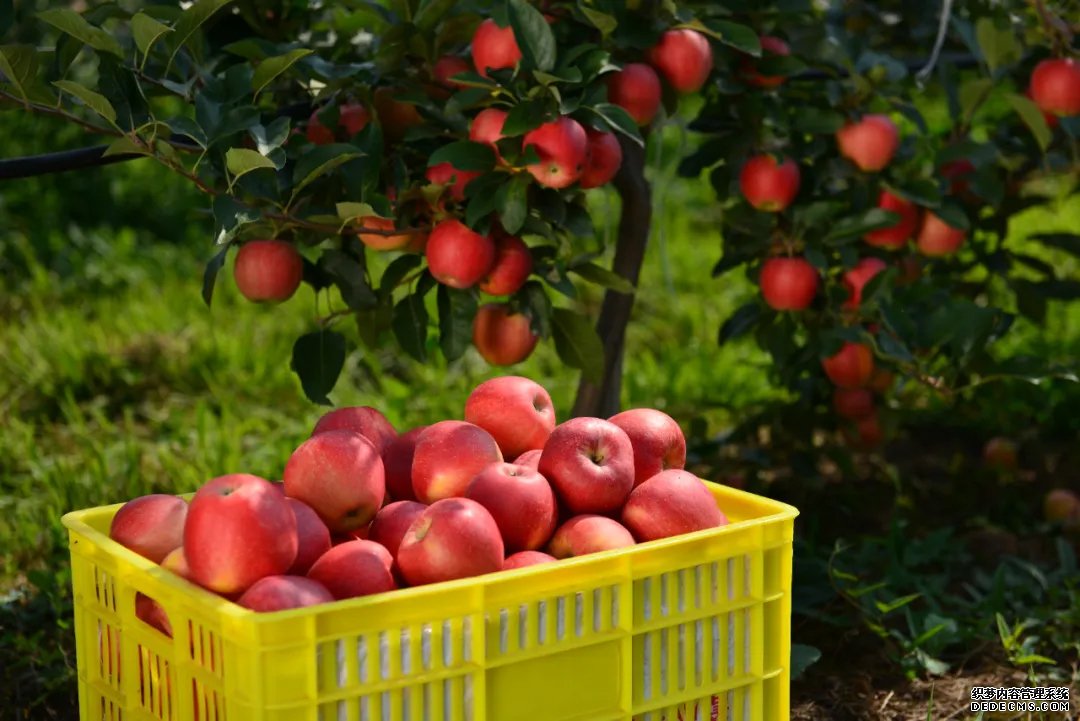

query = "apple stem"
[571,134,652,418]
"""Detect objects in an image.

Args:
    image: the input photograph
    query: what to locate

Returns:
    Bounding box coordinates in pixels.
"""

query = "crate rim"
[62,480,798,624]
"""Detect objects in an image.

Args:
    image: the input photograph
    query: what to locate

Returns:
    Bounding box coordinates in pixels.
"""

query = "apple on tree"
[233,240,304,304]
[759,257,818,311]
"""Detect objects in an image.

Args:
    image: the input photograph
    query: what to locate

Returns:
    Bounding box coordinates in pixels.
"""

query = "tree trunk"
[571,135,652,418]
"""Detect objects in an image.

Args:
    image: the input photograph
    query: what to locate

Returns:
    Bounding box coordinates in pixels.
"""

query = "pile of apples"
[109,376,728,625]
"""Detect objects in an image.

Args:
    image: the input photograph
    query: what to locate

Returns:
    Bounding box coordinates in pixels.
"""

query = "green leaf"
[580,7,616,37]
[428,141,496,171]
[699,20,759,55]
[336,202,377,224]
[790,644,821,681]
[292,144,364,195]
[496,173,530,234]
[320,249,377,310]
[591,103,643,146]
[291,330,347,406]
[975,17,1018,73]
[517,279,552,337]
[508,0,556,73]
[212,195,259,245]
[131,12,172,58]
[225,147,276,182]
[0,45,39,102]
[379,254,423,296]
[437,286,478,361]
[933,201,970,232]
[958,78,993,119]
[53,80,118,125]
[824,209,899,244]
[252,49,313,97]
[1006,93,1051,151]
[201,245,229,307]
[393,294,429,362]
[874,593,921,615]
[167,116,207,147]
[718,303,761,345]
[551,307,603,383]
[792,108,844,134]
[168,0,234,69]
[102,135,150,157]
[415,0,457,31]
[569,262,634,294]
[37,8,122,57]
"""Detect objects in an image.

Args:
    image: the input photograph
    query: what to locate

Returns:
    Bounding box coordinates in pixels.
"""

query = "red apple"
[982,437,1018,470]
[842,258,888,309]
[471,19,522,78]
[426,219,496,289]
[478,235,532,296]
[503,551,557,570]
[373,87,423,143]
[382,426,427,501]
[434,55,471,90]
[739,154,800,211]
[357,215,414,252]
[513,449,542,471]
[1029,58,1080,117]
[233,240,304,303]
[161,546,191,579]
[368,501,427,558]
[469,108,508,160]
[465,462,558,552]
[548,515,635,558]
[622,470,727,542]
[538,417,635,515]
[184,474,298,595]
[473,304,539,366]
[742,35,791,88]
[579,129,623,189]
[522,117,588,189]
[606,63,662,126]
[1044,489,1080,529]
[426,162,481,202]
[822,342,874,388]
[837,115,899,172]
[312,406,397,456]
[396,498,505,585]
[941,159,976,197]
[647,29,714,94]
[283,430,386,533]
[412,420,503,503]
[865,190,920,249]
[759,257,818,311]
[285,499,332,575]
[608,408,687,487]
[339,103,370,137]
[916,212,965,257]
[306,109,335,145]
[109,494,187,563]
[832,388,874,419]
[306,540,396,600]
[237,575,334,612]
[868,367,895,394]
[844,411,884,449]
[135,594,172,637]
[464,375,556,459]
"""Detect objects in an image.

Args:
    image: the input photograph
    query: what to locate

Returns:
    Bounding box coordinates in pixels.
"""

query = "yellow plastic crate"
[62,482,798,721]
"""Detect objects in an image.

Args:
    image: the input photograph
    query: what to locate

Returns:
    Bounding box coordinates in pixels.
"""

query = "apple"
[865,190,920,249]
[237,576,334,612]
[759,257,818,311]
[742,35,791,88]
[368,501,427,558]
[478,234,533,296]
[285,499,332,575]
[473,303,539,366]
[579,129,623,189]
[396,498,505,585]
[135,593,172,637]
[426,219,496,289]
[382,426,427,501]
[184,474,298,595]
[312,406,397,456]
[548,515,635,558]
[513,449,542,471]
[842,258,888,309]
[357,215,414,252]
[647,29,714,94]
[941,159,976,197]
[307,540,396,600]
[465,462,558,552]
[374,87,423,143]
[471,19,522,78]
[822,342,874,388]
[916,212,966,257]
[233,240,304,303]
[161,546,190,579]
[411,420,503,503]
[522,117,588,189]
[832,388,874,419]
[606,63,662,126]
[622,470,727,542]
[464,375,556,459]
[503,551,557,570]
[844,411,884,449]
[739,154,800,211]
[434,55,471,90]
[608,408,687,487]
[469,108,509,160]
[982,437,1018,470]
[538,417,635,515]
[1044,489,1080,529]
[339,103,370,137]
[305,109,335,145]
[109,494,188,563]
[283,430,386,533]
[426,162,481,203]
[868,367,895,394]
[1029,58,1080,117]
[837,115,898,172]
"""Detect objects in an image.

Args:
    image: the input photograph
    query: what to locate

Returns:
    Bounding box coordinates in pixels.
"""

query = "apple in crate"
[368,500,427,558]
[381,426,427,502]
[397,498,504,586]
[608,408,687,487]
[238,576,335,612]
[135,593,173,637]
[110,494,188,563]
[161,547,191,579]
[465,462,558,552]
[306,540,397,600]
[184,474,298,595]
[311,406,397,456]
[411,421,502,503]
[465,376,556,459]
[512,449,542,471]
[622,470,728,542]
[503,551,557,570]
[539,417,635,514]
[285,499,332,575]
[548,516,636,559]
[284,430,386,533]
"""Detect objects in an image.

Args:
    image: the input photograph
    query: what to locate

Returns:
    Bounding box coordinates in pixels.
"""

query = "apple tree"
[2,0,1078,429]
